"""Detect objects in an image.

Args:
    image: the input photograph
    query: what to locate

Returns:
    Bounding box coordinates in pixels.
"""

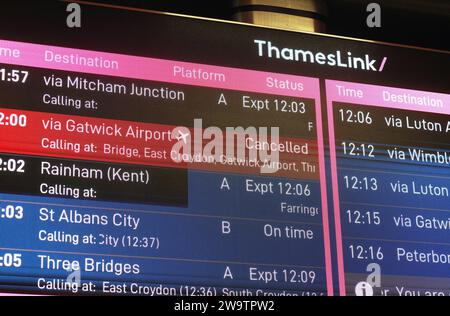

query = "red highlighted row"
[0,108,319,179]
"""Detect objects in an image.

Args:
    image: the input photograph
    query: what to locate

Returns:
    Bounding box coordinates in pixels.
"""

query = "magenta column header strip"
[326,79,450,115]
[0,39,320,99]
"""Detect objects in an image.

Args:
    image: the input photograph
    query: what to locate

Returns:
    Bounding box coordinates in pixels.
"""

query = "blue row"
[0,251,327,293]
[342,239,450,278]
[0,198,325,266]
[340,203,450,243]
[334,139,450,171]
[338,168,450,209]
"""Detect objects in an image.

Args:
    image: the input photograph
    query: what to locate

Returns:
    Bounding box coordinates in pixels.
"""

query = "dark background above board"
[84,0,450,51]
[0,1,448,93]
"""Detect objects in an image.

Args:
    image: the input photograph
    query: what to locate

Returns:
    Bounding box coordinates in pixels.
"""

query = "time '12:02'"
[0,158,25,173]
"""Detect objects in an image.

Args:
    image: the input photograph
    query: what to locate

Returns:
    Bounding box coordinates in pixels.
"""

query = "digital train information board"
[0,2,448,296]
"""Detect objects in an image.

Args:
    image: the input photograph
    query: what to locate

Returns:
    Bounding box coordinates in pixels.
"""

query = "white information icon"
[355,281,374,296]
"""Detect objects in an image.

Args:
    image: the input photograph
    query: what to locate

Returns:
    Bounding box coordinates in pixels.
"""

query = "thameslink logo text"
[254,39,388,72]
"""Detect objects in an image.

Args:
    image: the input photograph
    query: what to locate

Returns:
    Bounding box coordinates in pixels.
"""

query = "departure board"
[327,82,450,295]
[0,1,448,296]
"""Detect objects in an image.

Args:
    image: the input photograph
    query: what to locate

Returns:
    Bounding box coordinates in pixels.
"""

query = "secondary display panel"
[0,1,448,296]
[327,81,450,296]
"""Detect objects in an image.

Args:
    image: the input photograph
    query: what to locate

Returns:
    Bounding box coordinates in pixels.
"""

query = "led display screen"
[0,2,448,296]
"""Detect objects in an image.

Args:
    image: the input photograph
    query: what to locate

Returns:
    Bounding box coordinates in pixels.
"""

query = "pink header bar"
[326,80,450,115]
[0,39,319,99]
